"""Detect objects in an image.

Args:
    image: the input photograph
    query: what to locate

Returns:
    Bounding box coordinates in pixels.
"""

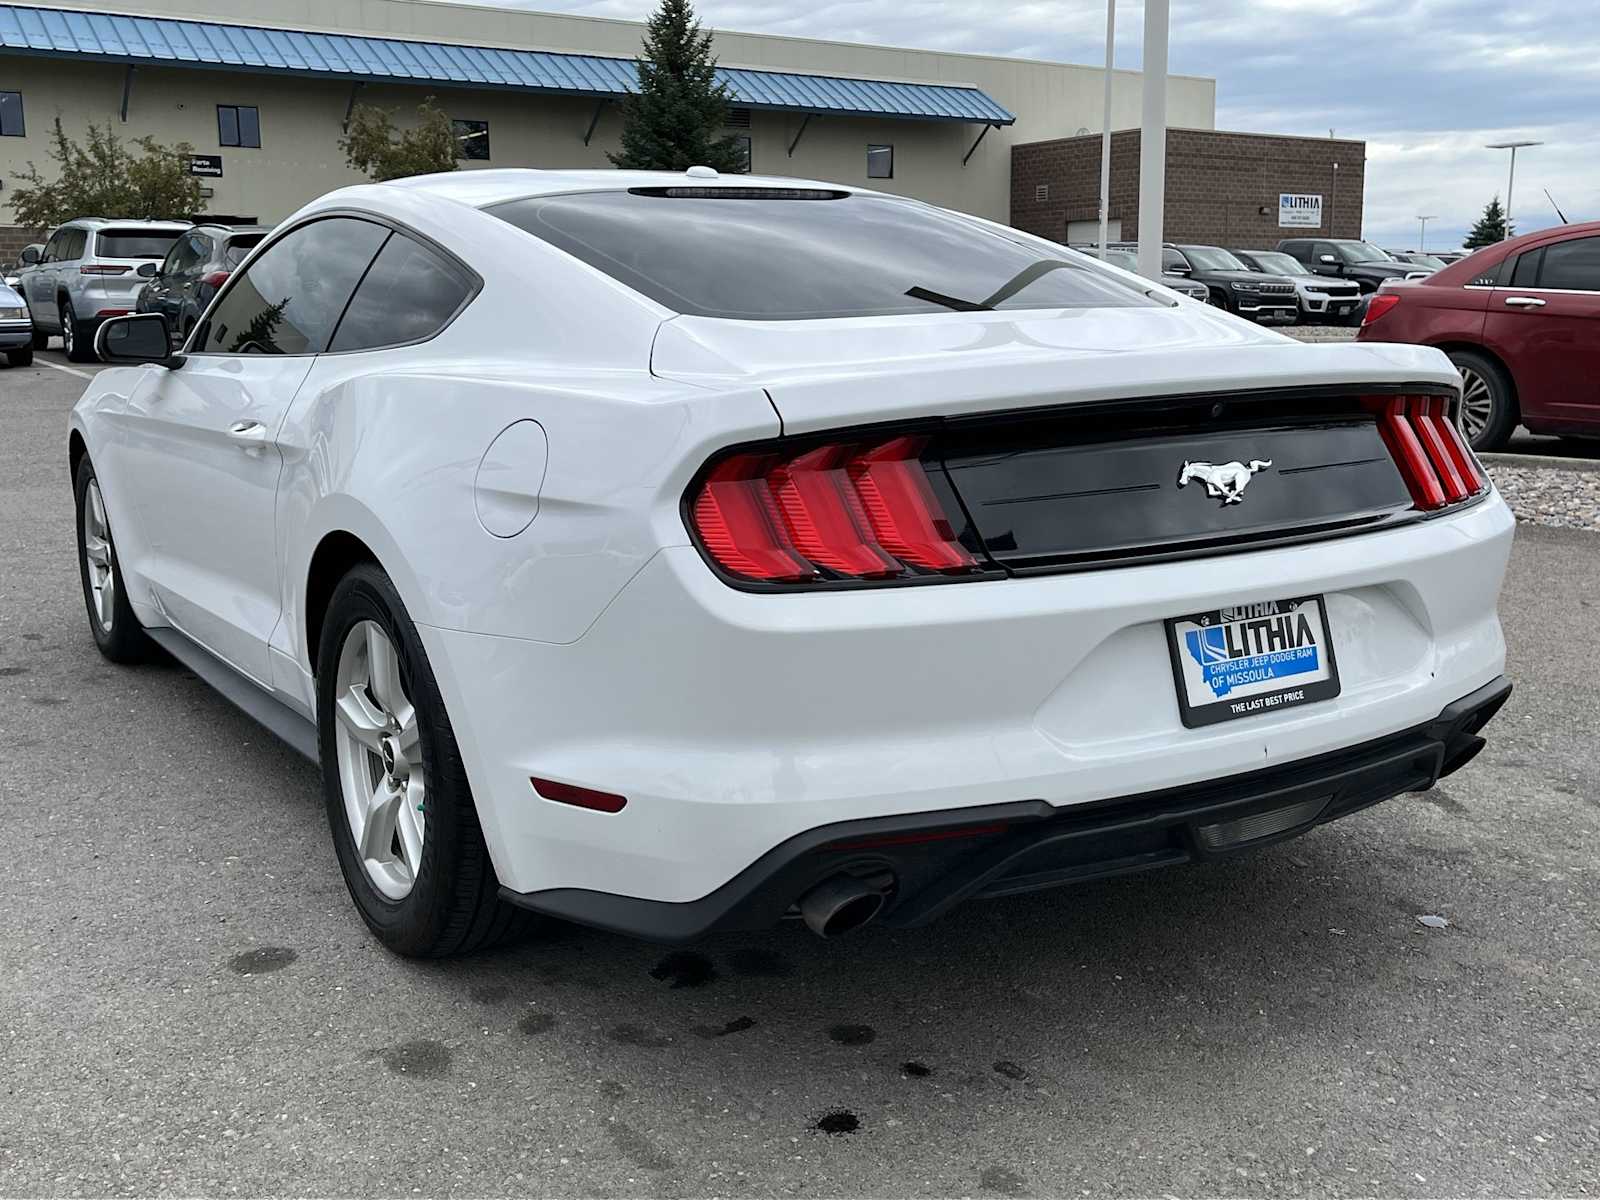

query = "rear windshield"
[223,233,266,267]
[97,229,184,259]
[487,189,1162,321]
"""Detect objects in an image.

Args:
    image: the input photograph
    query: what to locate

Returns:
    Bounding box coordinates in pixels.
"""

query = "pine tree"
[609,0,746,174]
[1464,196,1510,248]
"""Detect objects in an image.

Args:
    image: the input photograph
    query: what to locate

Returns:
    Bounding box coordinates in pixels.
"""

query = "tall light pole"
[1417,214,1436,251]
[1485,140,1542,241]
[1096,0,1116,257]
[1136,0,1169,281]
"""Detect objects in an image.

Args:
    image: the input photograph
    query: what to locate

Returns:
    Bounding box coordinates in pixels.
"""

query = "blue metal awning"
[0,4,1015,125]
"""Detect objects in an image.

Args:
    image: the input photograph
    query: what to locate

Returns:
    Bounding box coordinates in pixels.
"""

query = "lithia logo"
[1185,601,1322,697]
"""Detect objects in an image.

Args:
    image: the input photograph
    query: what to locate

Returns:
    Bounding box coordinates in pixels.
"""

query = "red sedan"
[1357,219,1600,449]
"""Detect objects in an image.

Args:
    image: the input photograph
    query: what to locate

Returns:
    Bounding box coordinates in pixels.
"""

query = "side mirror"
[1318,254,1339,265]
[1167,264,1191,276]
[95,313,183,368]
[18,246,40,266]
[136,262,159,279]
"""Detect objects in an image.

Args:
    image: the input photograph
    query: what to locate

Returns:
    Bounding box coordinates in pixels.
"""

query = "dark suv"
[136,224,269,344]
[1136,243,1297,323]
[1277,238,1428,294]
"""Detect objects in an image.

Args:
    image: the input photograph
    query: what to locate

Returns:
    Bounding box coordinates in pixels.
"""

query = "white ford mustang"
[71,168,1513,956]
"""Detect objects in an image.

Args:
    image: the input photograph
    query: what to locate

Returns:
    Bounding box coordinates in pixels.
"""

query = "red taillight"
[530,777,627,814]
[689,437,979,584]
[93,308,131,318]
[79,264,129,275]
[202,269,231,289]
[1364,395,1487,511]
[1362,293,1401,326]
[847,436,979,573]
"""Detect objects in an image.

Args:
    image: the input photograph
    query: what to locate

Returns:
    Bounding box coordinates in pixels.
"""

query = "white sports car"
[72,168,1513,956]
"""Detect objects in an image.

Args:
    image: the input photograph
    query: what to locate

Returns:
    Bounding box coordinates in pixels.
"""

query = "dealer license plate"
[1165,595,1341,728]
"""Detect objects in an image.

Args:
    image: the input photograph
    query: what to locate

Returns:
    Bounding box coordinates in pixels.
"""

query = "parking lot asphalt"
[3,349,1599,1197]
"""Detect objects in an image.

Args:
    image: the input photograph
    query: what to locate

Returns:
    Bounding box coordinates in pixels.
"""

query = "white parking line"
[35,357,95,381]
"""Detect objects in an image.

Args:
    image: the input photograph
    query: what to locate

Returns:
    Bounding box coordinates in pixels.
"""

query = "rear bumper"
[503,676,1511,941]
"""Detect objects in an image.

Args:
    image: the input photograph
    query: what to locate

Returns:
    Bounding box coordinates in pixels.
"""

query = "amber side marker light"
[531,777,628,813]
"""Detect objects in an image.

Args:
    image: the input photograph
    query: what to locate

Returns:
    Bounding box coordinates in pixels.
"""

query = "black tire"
[1207,289,1231,311]
[73,456,155,664]
[1448,348,1517,452]
[61,297,97,363]
[316,563,529,957]
[31,324,49,350]
[5,347,32,367]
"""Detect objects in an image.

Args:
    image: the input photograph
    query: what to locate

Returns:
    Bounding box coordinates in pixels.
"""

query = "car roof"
[372,167,892,210]
[58,217,193,230]
[190,223,271,236]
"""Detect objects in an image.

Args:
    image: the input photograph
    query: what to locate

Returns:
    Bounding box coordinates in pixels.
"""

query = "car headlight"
[0,305,26,319]
[1229,281,1258,292]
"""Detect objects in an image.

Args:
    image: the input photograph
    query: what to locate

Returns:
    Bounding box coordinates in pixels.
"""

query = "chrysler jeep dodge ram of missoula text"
[70,169,1514,956]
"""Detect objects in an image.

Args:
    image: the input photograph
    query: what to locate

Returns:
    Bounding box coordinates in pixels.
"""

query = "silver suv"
[20,218,190,361]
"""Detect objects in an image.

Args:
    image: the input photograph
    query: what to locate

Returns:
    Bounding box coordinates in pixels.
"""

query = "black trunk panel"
[935,394,1414,570]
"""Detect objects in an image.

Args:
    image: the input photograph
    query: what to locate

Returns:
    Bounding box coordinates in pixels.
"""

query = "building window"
[452,119,490,161]
[0,91,23,137]
[731,135,752,175]
[217,105,260,148]
[726,107,752,129]
[867,143,894,179]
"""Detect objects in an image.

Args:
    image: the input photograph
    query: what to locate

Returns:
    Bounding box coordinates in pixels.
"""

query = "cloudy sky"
[497,0,1594,251]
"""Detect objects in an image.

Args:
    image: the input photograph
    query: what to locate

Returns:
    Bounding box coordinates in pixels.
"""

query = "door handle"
[1504,295,1546,308]
[225,420,270,449]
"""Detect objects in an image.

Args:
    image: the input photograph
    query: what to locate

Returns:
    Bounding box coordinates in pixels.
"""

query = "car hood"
[651,304,1460,434]
[0,283,22,306]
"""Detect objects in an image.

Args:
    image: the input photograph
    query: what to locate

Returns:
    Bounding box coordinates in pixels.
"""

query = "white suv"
[20,217,190,361]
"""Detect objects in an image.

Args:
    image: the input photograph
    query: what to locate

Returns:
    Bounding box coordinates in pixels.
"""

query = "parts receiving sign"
[188,154,223,178]
[1278,193,1322,228]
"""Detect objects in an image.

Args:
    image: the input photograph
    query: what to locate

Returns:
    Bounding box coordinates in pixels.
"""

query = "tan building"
[0,0,1217,243]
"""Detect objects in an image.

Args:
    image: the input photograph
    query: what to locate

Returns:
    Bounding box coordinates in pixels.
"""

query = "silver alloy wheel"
[81,479,116,633]
[1458,365,1494,443]
[333,620,425,900]
[61,305,75,356]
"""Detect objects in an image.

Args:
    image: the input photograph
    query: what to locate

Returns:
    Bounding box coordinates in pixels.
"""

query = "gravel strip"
[1487,463,1600,532]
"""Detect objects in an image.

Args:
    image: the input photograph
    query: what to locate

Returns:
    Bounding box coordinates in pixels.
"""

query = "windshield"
[1181,246,1247,272]
[489,190,1162,320]
[223,234,265,267]
[97,229,184,259]
[1405,254,1446,271]
[1091,248,1140,272]
[1339,241,1395,264]
[1244,252,1302,276]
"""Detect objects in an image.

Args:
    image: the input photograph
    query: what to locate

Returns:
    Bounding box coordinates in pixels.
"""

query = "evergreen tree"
[1464,196,1510,248]
[609,0,746,173]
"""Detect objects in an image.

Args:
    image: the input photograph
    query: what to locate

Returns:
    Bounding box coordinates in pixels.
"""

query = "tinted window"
[1161,248,1188,271]
[98,229,184,259]
[1245,251,1302,275]
[1279,241,1310,262]
[1510,248,1543,288]
[1182,246,1247,271]
[0,90,22,137]
[165,233,208,276]
[492,190,1162,321]
[329,233,473,352]
[1537,236,1600,292]
[62,229,87,260]
[199,217,387,355]
[41,231,66,263]
[222,233,265,267]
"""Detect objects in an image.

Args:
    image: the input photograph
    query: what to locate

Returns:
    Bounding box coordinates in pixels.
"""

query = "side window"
[328,232,474,353]
[1509,248,1543,289]
[1281,241,1308,263]
[1469,258,1507,287]
[63,229,88,261]
[0,90,23,137]
[452,119,490,161]
[1161,248,1187,272]
[218,104,261,149]
[167,234,207,277]
[1536,236,1600,292]
[199,217,388,355]
[41,231,65,263]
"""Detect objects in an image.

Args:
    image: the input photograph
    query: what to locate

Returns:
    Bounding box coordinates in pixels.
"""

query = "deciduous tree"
[9,119,202,232]
[340,99,459,182]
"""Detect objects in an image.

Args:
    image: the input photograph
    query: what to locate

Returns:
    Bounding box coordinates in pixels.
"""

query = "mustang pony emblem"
[1176,459,1273,505]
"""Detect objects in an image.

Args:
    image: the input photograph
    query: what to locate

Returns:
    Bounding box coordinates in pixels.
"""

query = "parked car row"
[6,217,271,362]
[1357,218,1600,449]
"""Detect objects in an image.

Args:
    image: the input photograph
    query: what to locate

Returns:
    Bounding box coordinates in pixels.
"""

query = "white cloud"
[493,0,1600,248]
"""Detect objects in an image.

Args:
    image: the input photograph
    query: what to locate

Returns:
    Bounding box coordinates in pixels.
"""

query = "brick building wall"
[0,225,36,264]
[1012,128,1365,249]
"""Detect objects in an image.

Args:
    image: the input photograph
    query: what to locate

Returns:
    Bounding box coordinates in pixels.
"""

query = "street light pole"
[1485,140,1542,241]
[1417,214,1436,251]
[1136,0,1169,281]
[1097,0,1116,257]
